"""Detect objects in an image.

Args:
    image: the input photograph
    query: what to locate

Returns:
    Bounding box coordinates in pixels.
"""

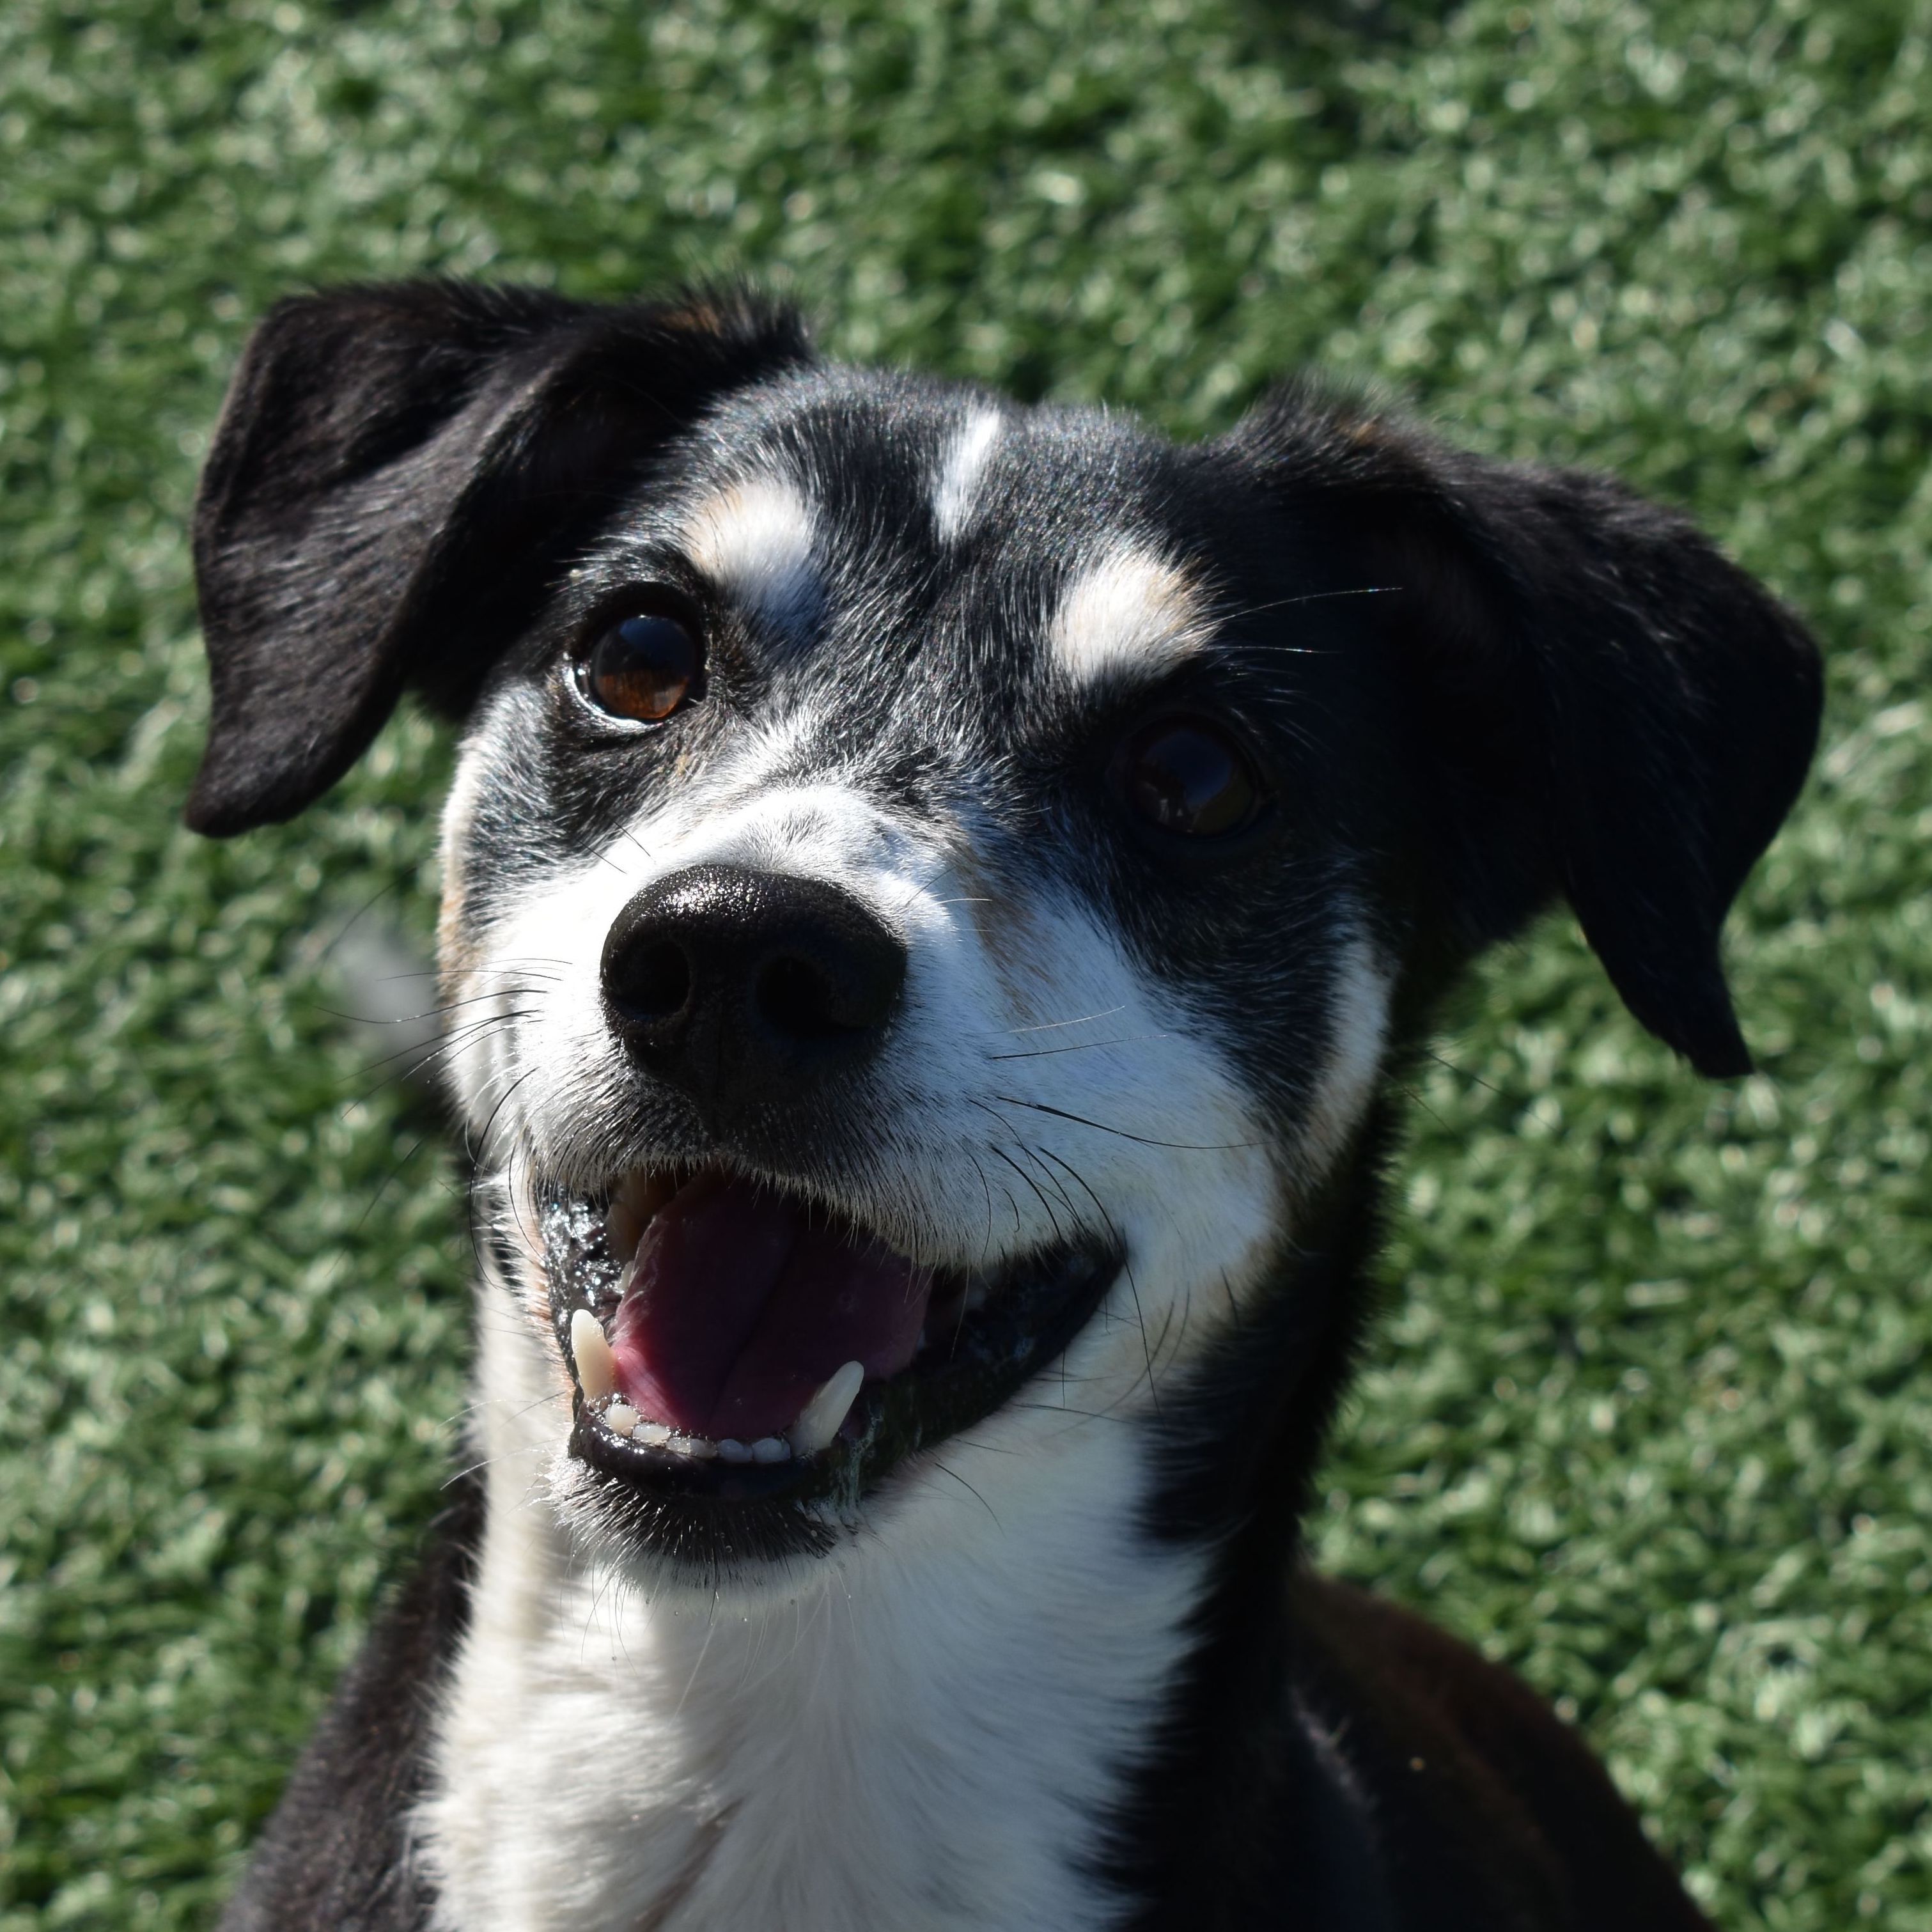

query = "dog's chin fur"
[191,282,1819,1932]
[416,1217,1289,1932]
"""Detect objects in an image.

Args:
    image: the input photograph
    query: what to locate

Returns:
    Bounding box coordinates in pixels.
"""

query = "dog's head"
[188,283,1821,1578]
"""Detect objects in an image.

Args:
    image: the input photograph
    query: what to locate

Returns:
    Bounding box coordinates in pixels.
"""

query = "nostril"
[755,954,848,1041]
[612,940,692,1023]
[600,865,906,1091]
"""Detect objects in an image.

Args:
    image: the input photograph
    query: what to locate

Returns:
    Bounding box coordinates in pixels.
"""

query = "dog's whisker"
[341,1007,541,1090]
[982,1032,1168,1063]
[468,1066,544,1175]
[929,1459,1001,1527]
[985,1006,1129,1038]
[990,1093,1258,1153]
[970,1121,1071,1252]
[1210,584,1402,628]
[352,1132,437,1235]
[316,986,561,1031]
[382,1016,541,1089]
[364,961,569,984]
[441,1438,553,1489]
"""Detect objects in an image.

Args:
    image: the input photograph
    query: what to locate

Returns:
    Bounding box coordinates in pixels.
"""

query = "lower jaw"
[537,1183,1122,1559]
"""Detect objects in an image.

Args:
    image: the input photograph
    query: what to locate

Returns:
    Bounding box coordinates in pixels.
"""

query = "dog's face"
[187,285,1821,1580]
[436,372,1403,1561]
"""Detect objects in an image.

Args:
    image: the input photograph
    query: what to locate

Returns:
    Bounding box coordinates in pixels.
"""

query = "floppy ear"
[1228,387,1824,1079]
[185,281,813,836]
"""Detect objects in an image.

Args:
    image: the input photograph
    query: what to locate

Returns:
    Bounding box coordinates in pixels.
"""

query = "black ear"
[1228,387,1824,1079]
[185,281,813,836]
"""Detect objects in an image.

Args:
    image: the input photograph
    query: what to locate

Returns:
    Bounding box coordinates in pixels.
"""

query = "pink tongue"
[609,1169,934,1442]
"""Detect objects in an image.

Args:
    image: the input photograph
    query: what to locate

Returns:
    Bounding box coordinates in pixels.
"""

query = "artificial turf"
[2,0,1928,1923]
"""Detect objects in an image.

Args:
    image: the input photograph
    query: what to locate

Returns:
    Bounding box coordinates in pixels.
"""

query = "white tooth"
[789,1360,864,1458]
[637,1421,672,1447]
[676,1433,718,1460]
[609,1167,678,1272]
[749,1436,788,1464]
[606,1197,643,1263]
[613,1168,678,1238]
[717,1438,754,1464]
[569,1308,617,1402]
[605,1403,639,1438]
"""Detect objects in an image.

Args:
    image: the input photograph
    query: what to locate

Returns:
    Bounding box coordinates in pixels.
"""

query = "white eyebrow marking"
[931,409,1004,543]
[1048,545,1212,687]
[682,477,820,632]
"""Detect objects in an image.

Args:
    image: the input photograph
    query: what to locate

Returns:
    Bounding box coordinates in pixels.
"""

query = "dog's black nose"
[602,864,907,1117]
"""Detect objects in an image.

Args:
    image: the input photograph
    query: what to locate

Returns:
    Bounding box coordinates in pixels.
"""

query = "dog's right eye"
[573,600,704,724]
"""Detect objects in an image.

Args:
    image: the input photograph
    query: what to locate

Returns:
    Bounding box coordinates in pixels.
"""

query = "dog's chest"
[418,1347,1206,1932]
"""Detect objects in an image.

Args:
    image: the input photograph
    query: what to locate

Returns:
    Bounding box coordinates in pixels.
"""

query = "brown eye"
[576,605,703,723]
[1119,718,1265,837]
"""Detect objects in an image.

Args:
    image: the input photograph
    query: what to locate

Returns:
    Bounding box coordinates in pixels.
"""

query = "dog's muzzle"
[533,864,1123,1553]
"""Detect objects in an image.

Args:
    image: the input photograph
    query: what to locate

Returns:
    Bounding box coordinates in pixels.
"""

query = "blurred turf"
[2,0,1928,1924]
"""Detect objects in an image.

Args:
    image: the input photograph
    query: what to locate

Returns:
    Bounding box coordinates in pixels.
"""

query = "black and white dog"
[189,283,1821,1931]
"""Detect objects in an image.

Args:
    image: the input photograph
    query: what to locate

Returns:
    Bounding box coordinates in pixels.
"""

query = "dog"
[187,281,1821,1931]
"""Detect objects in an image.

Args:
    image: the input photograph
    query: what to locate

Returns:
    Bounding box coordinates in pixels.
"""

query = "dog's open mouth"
[540,1165,1120,1534]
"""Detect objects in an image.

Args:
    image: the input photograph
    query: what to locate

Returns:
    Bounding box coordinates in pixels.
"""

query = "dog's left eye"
[574,600,704,724]
[1117,717,1266,837]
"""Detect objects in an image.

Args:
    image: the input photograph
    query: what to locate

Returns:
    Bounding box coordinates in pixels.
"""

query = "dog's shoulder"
[217,1473,483,1932]
[1279,1572,1711,1932]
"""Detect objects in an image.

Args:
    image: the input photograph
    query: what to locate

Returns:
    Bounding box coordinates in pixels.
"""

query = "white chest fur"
[417,1307,1209,1932]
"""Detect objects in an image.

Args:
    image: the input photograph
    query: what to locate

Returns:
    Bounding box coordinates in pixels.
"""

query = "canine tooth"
[789,1360,864,1458]
[749,1436,788,1464]
[608,1167,678,1268]
[569,1308,616,1401]
[605,1403,639,1438]
[637,1421,672,1447]
[717,1438,754,1464]
[612,1167,679,1237]
[606,1197,644,1263]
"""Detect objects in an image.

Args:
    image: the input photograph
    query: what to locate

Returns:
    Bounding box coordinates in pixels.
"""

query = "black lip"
[538,1182,1121,1553]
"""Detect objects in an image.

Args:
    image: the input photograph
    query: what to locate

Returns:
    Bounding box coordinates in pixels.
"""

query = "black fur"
[187,283,1821,1929]
[1219,389,1821,1077]
[219,1475,482,1932]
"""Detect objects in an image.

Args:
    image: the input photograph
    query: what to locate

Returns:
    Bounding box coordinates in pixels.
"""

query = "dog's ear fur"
[186,281,813,836]
[1227,386,1823,1079]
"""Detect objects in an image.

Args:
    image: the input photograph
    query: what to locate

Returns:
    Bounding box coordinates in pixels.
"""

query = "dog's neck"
[416,1272,1208,1932]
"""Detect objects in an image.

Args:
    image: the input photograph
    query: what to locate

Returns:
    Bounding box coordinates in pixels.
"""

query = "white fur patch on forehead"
[931,408,1004,543]
[682,476,820,632]
[1049,545,1212,689]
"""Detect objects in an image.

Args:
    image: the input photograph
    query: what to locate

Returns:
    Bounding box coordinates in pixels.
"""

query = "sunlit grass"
[3,0,1928,1923]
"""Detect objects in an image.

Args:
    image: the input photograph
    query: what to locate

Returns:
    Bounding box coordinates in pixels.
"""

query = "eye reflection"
[577,607,703,724]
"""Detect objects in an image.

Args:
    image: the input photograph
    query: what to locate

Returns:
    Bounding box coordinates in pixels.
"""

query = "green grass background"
[2,0,1928,1923]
